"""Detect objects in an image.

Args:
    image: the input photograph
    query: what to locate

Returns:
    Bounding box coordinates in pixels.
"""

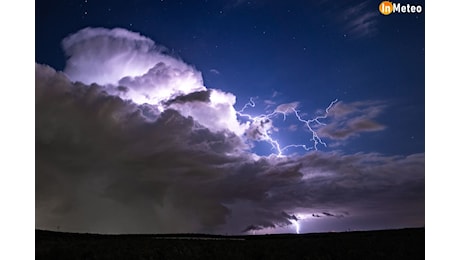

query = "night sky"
[35,0,424,234]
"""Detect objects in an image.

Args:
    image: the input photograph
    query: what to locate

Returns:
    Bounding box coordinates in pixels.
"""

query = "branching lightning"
[237,98,338,156]
[291,99,338,151]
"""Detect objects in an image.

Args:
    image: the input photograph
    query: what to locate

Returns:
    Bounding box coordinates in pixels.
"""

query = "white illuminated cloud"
[62,27,206,106]
[171,89,247,135]
[61,27,248,135]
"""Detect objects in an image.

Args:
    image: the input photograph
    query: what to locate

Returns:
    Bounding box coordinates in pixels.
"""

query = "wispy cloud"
[210,68,221,75]
[318,100,386,141]
[318,0,380,38]
[340,1,379,38]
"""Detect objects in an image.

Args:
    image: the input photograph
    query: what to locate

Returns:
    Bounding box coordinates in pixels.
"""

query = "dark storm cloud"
[321,211,348,218]
[242,225,260,232]
[310,212,338,218]
[36,64,243,233]
[36,65,423,234]
[282,211,298,221]
[164,90,211,106]
[312,211,348,218]
[36,61,423,233]
[318,100,386,141]
[35,24,424,233]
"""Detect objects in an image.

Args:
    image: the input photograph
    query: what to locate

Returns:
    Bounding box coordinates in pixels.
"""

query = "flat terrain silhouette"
[36,227,424,259]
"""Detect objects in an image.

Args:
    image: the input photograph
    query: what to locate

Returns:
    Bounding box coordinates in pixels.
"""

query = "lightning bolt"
[291,220,300,234]
[237,98,338,156]
[237,97,256,114]
[290,99,338,151]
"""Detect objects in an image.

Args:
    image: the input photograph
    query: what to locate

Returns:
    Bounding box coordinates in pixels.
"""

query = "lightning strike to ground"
[237,98,338,156]
[291,220,300,234]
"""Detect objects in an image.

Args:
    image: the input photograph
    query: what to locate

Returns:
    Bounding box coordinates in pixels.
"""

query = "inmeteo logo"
[379,1,423,15]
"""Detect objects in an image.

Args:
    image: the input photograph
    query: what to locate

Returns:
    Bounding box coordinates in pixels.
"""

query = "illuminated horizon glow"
[236,98,338,156]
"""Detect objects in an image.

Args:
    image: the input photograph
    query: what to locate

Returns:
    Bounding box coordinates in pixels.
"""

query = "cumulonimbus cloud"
[62,27,247,135]
[35,27,424,234]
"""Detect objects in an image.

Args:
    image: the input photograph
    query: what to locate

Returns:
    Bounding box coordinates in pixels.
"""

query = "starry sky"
[35,0,424,234]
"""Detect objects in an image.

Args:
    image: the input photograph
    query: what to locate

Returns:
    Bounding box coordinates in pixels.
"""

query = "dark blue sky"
[36,0,424,157]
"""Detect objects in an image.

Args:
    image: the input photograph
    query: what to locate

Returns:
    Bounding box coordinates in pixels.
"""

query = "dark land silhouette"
[36,227,424,259]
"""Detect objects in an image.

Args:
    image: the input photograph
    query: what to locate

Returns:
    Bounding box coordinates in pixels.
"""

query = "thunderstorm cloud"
[36,28,424,234]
